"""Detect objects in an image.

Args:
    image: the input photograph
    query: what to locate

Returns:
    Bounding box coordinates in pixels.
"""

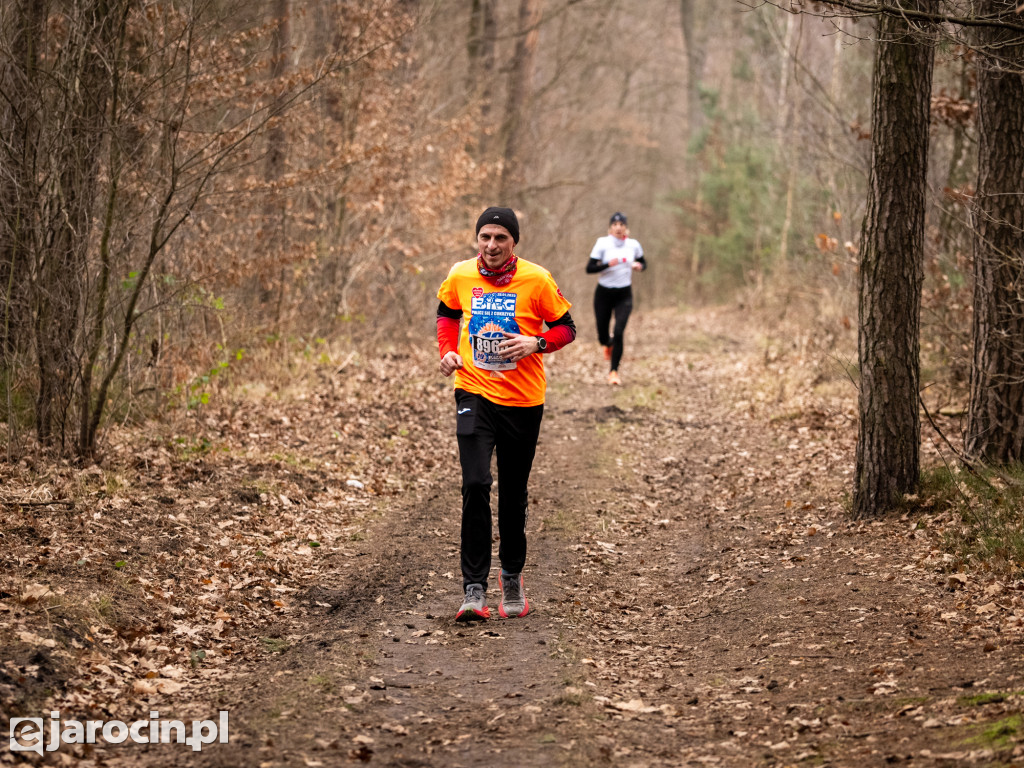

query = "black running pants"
[454,389,543,590]
[594,284,633,371]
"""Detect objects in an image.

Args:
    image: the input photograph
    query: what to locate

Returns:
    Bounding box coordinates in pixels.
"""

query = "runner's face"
[477,224,515,270]
[608,221,627,239]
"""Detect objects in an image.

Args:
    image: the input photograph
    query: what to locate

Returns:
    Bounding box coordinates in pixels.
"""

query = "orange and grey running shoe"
[455,583,490,622]
[498,571,529,618]
[608,370,621,386]
[603,345,612,361]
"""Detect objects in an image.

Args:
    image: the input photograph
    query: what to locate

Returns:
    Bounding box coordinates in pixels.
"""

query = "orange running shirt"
[437,258,572,407]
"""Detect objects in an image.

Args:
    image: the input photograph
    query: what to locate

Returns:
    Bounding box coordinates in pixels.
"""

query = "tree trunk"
[466,0,496,124]
[78,0,132,459]
[264,0,290,320]
[826,16,844,208]
[679,0,705,139]
[266,0,289,186]
[775,10,797,271]
[33,0,120,449]
[854,2,935,518]
[774,8,796,159]
[966,0,1024,463]
[499,0,542,204]
[1,0,45,454]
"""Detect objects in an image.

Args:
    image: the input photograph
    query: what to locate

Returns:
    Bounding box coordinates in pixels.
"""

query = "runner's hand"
[440,351,464,377]
[498,332,538,362]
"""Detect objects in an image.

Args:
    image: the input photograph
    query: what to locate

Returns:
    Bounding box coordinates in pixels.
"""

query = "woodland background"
[5,3,1024,763]
[0,0,1018,491]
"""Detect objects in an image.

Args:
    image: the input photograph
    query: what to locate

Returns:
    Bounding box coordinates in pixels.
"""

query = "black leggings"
[454,389,544,590]
[594,284,633,371]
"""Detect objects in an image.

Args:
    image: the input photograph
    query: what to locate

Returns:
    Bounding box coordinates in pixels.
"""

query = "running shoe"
[498,571,529,618]
[455,583,490,621]
[608,370,621,386]
[603,345,612,361]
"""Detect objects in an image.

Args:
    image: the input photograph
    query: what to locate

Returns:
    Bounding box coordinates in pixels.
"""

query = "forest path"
[7,306,1023,768]
[175,306,1023,767]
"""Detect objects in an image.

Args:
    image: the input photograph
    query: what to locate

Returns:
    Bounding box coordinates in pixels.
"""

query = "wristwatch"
[535,336,547,352]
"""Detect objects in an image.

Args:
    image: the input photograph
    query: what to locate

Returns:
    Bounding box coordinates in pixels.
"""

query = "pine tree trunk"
[966,0,1024,462]
[854,2,935,517]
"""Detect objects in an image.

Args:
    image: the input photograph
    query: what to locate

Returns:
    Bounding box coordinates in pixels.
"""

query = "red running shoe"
[455,583,490,621]
[498,571,529,618]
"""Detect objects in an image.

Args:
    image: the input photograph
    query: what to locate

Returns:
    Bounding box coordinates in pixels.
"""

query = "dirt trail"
[173,307,1024,767]
[9,306,1024,767]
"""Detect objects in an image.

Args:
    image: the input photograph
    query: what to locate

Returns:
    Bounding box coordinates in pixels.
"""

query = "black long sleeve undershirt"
[547,311,576,336]
[586,255,647,273]
[437,301,461,320]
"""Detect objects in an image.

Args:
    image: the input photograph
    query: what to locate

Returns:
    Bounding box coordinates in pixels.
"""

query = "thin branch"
[745,0,1024,34]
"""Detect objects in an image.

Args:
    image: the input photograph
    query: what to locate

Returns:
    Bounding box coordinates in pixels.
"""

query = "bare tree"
[500,0,543,203]
[467,0,497,146]
[0,0,46,456]
[262,0,291,326]
[0,0,363,458]
[8,0,131,449]
[679,0,706,139]
[773,6,799,270]
[854,0,936,517]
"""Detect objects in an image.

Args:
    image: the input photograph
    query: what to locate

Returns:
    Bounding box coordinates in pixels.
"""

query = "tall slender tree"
[0,0,45,454]
[966,0,1024,462]
[31,0,128,448]
[466,0,496,118]
[499,0,542,203]
[854,0,936,517]
[263,0,290,324]
[679,0,705,140]
[774,7,798,270]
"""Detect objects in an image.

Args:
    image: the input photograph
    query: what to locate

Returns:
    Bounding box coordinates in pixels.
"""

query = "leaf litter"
[2,306,1024,766]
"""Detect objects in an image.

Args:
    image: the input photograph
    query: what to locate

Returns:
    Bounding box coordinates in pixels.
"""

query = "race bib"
[468,291,520,371]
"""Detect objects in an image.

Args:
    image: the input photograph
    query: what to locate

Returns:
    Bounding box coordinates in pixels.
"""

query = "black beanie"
[609,211,627,225]
[476,206,520,244]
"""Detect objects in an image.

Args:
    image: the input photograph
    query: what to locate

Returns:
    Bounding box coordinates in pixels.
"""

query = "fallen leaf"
[609,698,660,713]
[18,631,56,648]
[155,679,184,694]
